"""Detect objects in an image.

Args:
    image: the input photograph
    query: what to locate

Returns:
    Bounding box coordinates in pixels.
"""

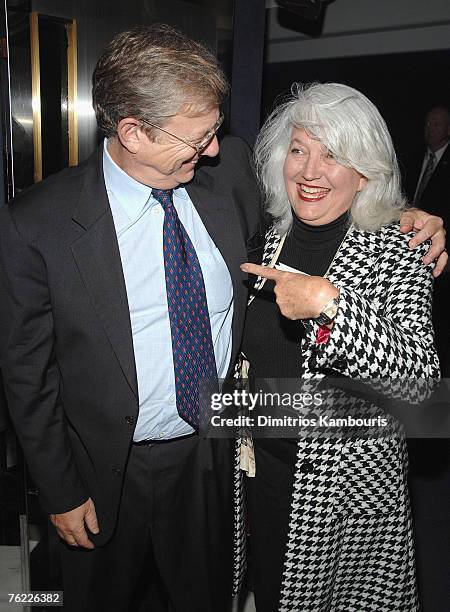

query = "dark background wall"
[32,0,232,162]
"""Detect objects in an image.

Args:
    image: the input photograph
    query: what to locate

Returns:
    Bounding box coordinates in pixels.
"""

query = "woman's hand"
[399,209,447,276]
[241,263,339,320]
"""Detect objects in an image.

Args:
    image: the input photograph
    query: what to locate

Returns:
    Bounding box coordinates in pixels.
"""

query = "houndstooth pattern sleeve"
[302,224,440,382]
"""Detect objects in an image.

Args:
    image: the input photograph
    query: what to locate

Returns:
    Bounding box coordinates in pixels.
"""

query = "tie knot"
[152,188,174,210]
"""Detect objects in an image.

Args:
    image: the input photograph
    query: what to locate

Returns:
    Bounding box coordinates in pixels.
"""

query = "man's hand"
[50,497,99,549]
[399,209,447,277]
[241,263,338,320]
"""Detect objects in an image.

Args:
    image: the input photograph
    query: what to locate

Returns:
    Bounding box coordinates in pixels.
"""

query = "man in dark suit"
[410,106,450,376]
[0,25,447,612]
[412,106,450,226]
[0,25,261,611]
[407,106,450,611]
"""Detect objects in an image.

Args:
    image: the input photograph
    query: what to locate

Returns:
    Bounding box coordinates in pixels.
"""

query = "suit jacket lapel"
[433,143,450,178]
[247,226,284,306]
[251,223,380,302]
[70,149,138,398]
[186,175,247,374]
[186,179,246,269]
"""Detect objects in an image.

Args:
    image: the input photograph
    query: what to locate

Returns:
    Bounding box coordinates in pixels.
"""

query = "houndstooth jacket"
[234,221,440,611]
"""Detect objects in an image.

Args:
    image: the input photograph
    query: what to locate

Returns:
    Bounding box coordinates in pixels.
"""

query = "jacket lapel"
[70,149,138,398]
[247,226,285,305]
[186,175,248,374]
[249,223,380,304]
[186,177,247,274]
[431,143,450,180]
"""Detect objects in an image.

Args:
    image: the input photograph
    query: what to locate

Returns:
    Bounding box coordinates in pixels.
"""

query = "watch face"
[316,297,339,325]
[324,302,338,320]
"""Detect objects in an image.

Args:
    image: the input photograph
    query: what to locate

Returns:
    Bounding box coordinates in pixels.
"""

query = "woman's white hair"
[254,82,407,233]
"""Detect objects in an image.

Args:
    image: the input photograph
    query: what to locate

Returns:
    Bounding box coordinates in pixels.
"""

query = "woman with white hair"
[239,83,440,611]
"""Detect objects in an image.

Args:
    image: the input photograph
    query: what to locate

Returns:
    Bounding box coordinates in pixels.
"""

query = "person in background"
[413,106,450,218]
[240,82,440,612]
[407,104,450,612]
[410,105,450,376]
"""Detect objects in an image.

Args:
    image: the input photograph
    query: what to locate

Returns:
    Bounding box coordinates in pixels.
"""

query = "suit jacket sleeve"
[303,226,440,392]
[0,205,88,513]
[0,371,9,432]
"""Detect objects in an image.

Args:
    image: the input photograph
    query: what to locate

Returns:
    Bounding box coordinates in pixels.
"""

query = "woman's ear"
[357,175,368,192]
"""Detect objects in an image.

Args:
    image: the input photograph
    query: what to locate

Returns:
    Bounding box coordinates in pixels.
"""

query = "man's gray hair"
[254,82,407,233]
[92,24,229,138]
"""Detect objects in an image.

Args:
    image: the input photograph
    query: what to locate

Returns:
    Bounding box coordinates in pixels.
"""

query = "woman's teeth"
[299,184,330,199]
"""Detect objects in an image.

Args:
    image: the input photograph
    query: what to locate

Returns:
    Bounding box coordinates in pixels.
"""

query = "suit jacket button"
[125,416,134,425]
[112,468,122,477]
[300,461,314,474]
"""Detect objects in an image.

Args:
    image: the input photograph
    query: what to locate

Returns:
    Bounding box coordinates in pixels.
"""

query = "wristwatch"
[314,295,340,326]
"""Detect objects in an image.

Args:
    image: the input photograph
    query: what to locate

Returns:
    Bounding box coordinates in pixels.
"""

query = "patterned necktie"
[152,188,218,429]
[414,151,436,205]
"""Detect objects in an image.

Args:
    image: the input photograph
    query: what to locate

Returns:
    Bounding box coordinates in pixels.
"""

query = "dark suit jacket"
[0,372,8,433]
[409,143,450,227]
[0,136,262,543]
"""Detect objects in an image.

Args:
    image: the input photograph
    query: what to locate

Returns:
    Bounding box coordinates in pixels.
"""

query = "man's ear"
[116,117,144,154]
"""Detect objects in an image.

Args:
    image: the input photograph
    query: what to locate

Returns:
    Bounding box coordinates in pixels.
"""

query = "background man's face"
[424,108,450,151]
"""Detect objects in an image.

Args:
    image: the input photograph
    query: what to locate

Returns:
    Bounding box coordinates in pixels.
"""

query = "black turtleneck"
[241,211,349,380]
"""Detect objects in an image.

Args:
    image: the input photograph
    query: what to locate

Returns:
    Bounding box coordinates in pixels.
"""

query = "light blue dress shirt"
[103,141,233,440]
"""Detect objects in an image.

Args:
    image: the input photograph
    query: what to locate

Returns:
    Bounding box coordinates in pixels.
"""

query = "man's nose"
[200,135,219,158]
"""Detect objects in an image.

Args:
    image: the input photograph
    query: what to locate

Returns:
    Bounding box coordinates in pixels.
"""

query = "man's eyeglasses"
[142,113,224,154]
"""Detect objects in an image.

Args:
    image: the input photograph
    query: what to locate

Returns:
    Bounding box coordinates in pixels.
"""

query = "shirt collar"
[103,139,152,221]
[427,140,449,159]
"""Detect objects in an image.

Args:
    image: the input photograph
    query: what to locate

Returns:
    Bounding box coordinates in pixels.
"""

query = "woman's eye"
[291,148,305,155]
[326,149,335,159]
